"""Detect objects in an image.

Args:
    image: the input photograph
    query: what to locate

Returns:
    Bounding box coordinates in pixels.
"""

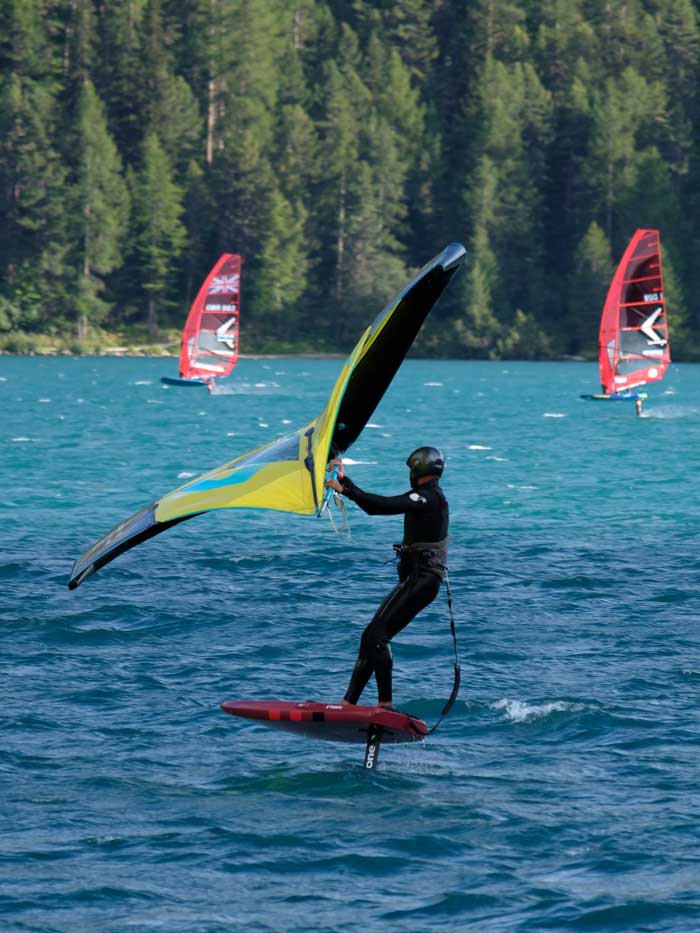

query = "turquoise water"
[2,357,700,932]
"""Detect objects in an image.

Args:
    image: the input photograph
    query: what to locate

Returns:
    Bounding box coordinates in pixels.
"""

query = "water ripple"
[3,358,700,931]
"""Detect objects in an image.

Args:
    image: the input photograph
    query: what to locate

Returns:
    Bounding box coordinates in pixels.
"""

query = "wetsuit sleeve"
[340,477,430,516]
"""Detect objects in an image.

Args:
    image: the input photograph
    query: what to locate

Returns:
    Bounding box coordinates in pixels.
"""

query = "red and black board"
[220,700,428,769]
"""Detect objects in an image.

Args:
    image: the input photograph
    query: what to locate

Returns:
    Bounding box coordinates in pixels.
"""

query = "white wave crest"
[494,698,578,723]
[544,412,566,418]
[468,444,491,450]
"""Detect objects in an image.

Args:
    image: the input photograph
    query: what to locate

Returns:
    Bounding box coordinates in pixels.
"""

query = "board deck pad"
[220,700,428,745]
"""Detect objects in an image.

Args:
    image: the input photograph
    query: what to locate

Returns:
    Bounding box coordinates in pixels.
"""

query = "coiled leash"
[427,568,461,735]
[389,544,461,734]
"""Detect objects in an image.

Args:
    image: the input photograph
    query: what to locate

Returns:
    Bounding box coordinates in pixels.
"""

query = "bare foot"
[378,701,394,709]
[340,699,355,707]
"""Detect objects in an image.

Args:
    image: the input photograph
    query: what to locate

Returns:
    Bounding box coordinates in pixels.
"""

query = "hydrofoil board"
[221,700,428,769]
[160,375,212,388]
[580,391,647,401]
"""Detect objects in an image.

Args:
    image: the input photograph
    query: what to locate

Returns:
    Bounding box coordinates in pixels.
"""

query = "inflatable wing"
[68,243,466,589]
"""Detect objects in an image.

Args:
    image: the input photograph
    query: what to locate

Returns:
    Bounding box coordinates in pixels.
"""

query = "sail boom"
[619,324,667,331]
[623,275,661,285]
[619,303,664,310]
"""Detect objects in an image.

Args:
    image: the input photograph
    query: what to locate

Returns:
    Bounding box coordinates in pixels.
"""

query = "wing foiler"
[67,243,466,589]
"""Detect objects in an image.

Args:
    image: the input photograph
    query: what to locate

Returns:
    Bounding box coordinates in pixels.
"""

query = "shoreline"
[0,339,593,364]
[0,348,600,362]
[0,349,349,360]
[0,351,596,362]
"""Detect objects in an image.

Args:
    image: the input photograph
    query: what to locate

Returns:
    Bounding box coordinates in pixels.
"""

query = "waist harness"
[393,536,449,580]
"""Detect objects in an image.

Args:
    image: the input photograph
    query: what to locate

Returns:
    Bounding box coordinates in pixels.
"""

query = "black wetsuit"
[340,476,449,705]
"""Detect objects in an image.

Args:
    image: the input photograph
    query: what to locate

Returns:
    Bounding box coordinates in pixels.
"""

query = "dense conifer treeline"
[1,0,699,357]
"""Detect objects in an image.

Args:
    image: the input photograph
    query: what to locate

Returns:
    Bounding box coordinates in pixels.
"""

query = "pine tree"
[93,0,149,161]
[585,67,666,244]
[62,0,96,86]
[497,309,552,359]
[74,79,130,338]
[534,0,599,289]
[347,0,438,83]
[464,56,553,327]
[569,221,612,356]
[269,103,318,328]
[210,129,277,313]
[253,191,309,338]
[0,0,56,81]
[587,0,650,74]
[314,48,366,336]
[130,131,186,334]
[650,0,699,181]
[140,0,201,174]
[533,0,596,99]
[464,0,530,64]
[276,104,319,207]
[454,222,501,357]
[0,73,70,333]
[365,37,426,261]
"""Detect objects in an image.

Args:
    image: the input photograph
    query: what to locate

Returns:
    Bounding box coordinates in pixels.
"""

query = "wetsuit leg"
[343,582,403,704]
[344,571,441,704]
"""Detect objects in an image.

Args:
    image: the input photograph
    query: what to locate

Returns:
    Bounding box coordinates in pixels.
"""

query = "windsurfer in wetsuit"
[324,446,448,709]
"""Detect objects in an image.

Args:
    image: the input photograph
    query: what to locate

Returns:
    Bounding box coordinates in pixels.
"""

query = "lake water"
[2,356,699,931]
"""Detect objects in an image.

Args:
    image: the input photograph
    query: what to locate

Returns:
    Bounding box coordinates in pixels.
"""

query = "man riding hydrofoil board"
[325,446,448,709]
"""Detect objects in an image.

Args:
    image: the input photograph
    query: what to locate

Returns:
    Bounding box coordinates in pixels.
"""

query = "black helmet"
[406,446,444,484]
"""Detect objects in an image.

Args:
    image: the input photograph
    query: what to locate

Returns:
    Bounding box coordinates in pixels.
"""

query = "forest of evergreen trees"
[2,0,700,358]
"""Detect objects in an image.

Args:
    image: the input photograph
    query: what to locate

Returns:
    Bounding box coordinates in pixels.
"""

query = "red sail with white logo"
[179,254,242,382]
[598,229,670,394]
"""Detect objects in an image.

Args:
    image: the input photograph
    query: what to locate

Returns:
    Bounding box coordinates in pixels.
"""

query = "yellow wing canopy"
[68,243,466,589]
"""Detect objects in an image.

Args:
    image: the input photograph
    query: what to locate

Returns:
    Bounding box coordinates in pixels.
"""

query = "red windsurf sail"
[598,229,670,394]
[179,254,242,382]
